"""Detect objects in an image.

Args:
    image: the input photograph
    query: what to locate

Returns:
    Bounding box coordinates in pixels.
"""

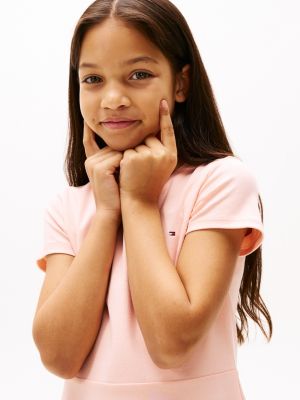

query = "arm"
[121,199,246,369]
[32,211,119,379]
[121,198,192,368]
[119,99,247,369]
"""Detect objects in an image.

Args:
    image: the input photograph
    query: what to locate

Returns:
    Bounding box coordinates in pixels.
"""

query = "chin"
[98,127,160,152]
[108,143,130,152]
[101,139,137,152]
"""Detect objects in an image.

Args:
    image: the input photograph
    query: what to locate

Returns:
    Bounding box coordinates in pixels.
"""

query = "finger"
[103,152,123,172]
[83,121,101,158]
[87,149,121,164]
[134,144,152,154]
[159,99,177,151]
[88,146,118,160]
[121,149,137,163]
[144,135,164,151]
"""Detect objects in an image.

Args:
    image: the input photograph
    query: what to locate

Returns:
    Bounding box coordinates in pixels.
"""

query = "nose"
[100,83,131,110]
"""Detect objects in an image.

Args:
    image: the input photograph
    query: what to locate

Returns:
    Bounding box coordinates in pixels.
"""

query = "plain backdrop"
[0,0,299,399]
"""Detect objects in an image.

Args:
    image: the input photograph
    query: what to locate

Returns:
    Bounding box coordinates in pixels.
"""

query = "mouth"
[101,120,139,130]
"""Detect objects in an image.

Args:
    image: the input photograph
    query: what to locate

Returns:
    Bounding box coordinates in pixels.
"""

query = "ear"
[174,64,190,103]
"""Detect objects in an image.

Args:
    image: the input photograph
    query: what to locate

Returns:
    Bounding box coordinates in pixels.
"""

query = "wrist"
[120,190,158,208]
[120,195,158,215]
[94,209,121,225]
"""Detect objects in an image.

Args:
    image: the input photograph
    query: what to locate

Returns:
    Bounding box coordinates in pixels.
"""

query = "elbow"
[35,342,80,379]
[32,323,80,379]
[43,357,80,379]
[152,348,188,370]
[38,347,80,379]
[149,308,207,370]
[151,326,201,369]
[150,338,191,370]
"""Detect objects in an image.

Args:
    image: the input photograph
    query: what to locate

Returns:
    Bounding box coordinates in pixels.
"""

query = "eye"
[81,71,153,85]
[81,76,101,85]
[131,71,153,80]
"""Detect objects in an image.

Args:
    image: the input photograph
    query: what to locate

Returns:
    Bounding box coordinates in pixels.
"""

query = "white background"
[0,0,299,399]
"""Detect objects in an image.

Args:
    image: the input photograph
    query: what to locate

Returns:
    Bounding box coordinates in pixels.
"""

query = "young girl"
[32,1,272,399]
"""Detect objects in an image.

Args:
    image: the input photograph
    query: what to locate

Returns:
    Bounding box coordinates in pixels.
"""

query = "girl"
[32,1,272,399]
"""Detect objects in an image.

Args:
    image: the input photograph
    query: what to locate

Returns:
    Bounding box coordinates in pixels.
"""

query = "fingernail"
[161,99,169,112]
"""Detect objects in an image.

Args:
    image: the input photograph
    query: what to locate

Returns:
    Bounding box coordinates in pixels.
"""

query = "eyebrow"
[79,56,159,70]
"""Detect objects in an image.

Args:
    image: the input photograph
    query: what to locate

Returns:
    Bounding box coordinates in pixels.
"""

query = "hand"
[119,99,177,205]
[83,121,123,221]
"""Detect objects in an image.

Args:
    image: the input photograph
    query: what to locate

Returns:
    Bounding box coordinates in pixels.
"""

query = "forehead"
[79,18,169,69]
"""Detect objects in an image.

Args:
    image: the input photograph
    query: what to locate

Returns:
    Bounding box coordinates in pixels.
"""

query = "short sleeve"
[186,157,264,257]
[37,188,75,272]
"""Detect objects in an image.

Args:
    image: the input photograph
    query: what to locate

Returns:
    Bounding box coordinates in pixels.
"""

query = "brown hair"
[64,0,272,345]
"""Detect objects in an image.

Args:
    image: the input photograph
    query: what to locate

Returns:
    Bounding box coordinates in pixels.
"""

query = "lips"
[102,117,136,122]
[101,120,139,129]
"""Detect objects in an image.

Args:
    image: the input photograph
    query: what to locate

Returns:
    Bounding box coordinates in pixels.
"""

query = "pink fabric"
[37,155,264,399]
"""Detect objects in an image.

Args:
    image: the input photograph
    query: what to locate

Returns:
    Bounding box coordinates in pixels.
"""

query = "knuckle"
[155,149,166,158]
[169,155,177,166]
[142,150,151,158]
[116,153,123,160]
[94,164,103,173]
[127,153,136,161]
[93,164,103,175]
[169,152,177,161]
[166,126,174,135]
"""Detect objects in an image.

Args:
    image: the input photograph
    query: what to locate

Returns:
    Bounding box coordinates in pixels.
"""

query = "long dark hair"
[64,0,272,345]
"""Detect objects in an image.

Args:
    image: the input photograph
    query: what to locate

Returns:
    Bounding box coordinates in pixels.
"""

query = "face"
[78,18,188,151]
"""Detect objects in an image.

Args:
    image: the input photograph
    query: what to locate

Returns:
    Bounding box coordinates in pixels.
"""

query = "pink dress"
[37,155,264,399]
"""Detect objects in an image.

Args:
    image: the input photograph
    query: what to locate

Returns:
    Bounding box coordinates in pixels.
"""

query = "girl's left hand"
[119,99,178,205]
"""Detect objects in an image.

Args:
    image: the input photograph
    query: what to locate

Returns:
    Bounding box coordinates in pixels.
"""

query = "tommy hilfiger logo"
[168,231,176,236]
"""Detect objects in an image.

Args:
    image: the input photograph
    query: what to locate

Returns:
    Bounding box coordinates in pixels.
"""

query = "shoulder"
[168,156,260,205]
[45,182,92,214]
[192,155,260,192]
[209,154,254,171]
[64,182,91,202]
[185,156,264,252]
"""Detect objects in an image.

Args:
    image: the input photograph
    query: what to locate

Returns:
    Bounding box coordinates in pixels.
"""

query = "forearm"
[121,198,192,368]
[33,212,119,378]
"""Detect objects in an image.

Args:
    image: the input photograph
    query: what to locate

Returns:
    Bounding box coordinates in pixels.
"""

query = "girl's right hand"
[83,121,123,221]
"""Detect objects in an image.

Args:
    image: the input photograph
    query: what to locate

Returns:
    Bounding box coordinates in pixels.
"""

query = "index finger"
[159,99,177,151]
[83,121,101,158]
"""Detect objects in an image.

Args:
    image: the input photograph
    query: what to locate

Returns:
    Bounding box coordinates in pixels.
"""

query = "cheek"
[145,105,161,131]
[79,93,88,118]
[149,112,160,127]
[79,93,97,122]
